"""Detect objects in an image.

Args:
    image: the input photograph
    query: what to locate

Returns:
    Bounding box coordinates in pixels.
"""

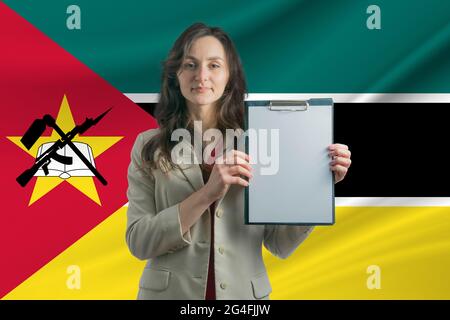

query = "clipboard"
[243,98,335,225]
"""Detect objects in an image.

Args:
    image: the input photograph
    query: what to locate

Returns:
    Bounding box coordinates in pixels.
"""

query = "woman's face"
[177,36,229,111]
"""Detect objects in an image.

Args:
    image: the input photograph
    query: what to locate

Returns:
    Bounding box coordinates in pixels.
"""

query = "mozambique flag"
[1,1,450,300]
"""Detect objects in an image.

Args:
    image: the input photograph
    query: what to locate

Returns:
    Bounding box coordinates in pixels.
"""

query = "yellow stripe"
[266,207,450,299]
[4,207,450,299]
[3,207,145,299]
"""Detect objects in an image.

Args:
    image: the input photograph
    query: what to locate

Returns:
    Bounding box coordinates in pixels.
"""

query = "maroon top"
[205,201,216,300]
[202,149,216,300]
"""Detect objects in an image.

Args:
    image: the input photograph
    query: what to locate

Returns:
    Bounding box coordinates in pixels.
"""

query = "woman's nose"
[194,65,209,83]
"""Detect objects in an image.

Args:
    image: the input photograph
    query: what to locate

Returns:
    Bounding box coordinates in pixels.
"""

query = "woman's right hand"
[203,150,253,202]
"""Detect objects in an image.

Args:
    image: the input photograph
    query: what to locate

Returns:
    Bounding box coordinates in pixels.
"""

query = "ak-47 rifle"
[17,108,112,187]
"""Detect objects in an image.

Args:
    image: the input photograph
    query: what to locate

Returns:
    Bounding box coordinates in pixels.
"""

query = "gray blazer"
[126,129,314,300]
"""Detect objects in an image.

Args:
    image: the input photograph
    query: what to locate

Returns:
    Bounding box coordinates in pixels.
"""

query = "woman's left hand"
[328,143,351,183]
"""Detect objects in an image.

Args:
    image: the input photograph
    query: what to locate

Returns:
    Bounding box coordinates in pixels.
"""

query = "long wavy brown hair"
[142,22,247,172]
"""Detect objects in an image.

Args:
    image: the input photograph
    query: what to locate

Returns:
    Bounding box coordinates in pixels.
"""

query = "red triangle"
[0,3,157,298]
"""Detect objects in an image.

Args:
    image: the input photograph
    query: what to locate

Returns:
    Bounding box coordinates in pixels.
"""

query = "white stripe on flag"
[123,198,450,208]
[336,197,450,207]
[124,93,450,103]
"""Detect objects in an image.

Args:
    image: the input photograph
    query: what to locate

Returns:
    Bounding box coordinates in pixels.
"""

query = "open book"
[35,142,96,179]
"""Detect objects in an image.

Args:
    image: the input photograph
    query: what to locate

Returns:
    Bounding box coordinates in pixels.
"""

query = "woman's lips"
[192,87,210,93]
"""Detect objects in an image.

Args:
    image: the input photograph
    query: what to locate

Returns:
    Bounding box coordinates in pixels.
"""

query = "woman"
[126,23,352,300]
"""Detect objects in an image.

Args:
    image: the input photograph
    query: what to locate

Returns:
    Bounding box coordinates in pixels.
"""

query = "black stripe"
[136,103,156,117]
[0,300,446,316]
[335,102,450,197]
[137,102,450,197]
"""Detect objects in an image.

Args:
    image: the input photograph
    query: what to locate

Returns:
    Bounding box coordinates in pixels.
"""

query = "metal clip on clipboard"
[268,100,309,111]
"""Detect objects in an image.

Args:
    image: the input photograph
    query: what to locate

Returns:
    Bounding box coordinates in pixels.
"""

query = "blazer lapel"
[172,139,204,192]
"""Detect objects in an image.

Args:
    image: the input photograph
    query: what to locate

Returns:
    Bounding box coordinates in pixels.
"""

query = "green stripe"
[5,0,450,93]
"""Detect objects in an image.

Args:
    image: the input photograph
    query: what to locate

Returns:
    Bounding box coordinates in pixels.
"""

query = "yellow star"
[7,95,123,206]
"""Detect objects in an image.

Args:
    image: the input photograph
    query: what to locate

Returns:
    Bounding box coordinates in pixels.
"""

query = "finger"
[226,176,250,187]
[330,164,348,175]
[223,153,252,167]
[229,160,253,173]
[329,148,351,159]
[331,164,348,183]
[330,156,352,168]
[228,165,253,179]
[329,148,351,157]
[328,143,349,151]
[215,156,252,172]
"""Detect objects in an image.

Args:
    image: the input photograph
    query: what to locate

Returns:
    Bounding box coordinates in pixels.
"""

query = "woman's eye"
[184,62,196,69]
[211,64,220,69]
